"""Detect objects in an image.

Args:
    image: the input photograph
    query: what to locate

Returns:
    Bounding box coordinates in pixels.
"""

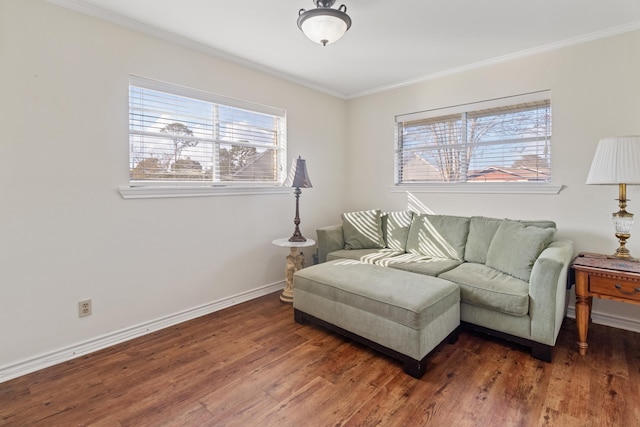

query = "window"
[128,76,286,189]
[395,91,551,185]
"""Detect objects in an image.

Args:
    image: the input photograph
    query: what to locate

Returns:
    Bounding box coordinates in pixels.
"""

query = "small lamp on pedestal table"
[286,156,313,242]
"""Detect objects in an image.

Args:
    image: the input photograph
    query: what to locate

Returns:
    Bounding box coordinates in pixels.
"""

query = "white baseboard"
[4,291,636,384]
[566,305,640,333]
[0,282,284,384]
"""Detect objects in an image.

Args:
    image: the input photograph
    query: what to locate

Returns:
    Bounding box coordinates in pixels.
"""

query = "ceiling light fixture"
[297,0,352,47]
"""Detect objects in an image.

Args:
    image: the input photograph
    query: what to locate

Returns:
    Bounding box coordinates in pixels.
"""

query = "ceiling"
[51,0,640,98]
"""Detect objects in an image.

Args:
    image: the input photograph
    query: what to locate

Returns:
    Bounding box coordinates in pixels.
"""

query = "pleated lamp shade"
[586,136,640,185]
[586,135,640,259]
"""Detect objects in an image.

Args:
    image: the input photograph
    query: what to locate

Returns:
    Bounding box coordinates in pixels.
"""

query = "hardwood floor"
[1,292,639,426]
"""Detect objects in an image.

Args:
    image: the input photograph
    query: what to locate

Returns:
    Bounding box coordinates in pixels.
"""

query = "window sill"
[118,184,292,199]
[389,182,564,195]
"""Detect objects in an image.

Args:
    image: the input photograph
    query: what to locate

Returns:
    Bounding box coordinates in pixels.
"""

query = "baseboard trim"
[4,292,636,383]
[0,281,284,383]
[566,305,640,333]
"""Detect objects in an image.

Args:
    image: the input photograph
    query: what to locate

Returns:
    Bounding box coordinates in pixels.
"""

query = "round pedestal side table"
[272,238,316,304]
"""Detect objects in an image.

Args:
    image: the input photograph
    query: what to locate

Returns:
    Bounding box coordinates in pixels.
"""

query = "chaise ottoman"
[293,259,460,378]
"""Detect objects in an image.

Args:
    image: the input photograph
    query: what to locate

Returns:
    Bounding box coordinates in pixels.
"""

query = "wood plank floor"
[1,292,639,426]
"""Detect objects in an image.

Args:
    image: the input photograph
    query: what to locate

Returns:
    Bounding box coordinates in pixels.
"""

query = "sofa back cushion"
[406,214,470,261]
[381,211,414,252]
[464,217,502,264]
[465,216,556,264]
[485,219,556,282]
[342,209,385,250]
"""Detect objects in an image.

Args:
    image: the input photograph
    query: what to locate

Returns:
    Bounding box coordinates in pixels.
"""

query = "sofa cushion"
[464,216,503,264]
[378,254,462,276]
[485,219,556,282]
[406,214,470,261]
[342,209,385,250]
[294,260,460,330]
[439,262,530,316]
[382,210,414,252]
[465,216,557,264]
[327,248,403,264]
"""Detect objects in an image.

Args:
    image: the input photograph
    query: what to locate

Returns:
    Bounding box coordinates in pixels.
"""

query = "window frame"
[120,76,289,199]
[393,91,562,194]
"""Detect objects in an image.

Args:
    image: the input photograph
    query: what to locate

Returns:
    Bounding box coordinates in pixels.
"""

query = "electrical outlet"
[79,299,92,317]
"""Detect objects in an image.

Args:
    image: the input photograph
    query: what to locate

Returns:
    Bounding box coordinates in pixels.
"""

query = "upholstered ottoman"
[293,259,460,378]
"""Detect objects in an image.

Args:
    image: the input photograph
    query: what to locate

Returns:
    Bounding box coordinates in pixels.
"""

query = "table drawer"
[589,275,640,302]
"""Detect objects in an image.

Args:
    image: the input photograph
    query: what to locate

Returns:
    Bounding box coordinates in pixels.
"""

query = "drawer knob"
[614,283,640,295]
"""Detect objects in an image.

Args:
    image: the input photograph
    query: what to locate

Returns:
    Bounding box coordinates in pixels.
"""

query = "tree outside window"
[128,77,286,185]
[396,95,551,184]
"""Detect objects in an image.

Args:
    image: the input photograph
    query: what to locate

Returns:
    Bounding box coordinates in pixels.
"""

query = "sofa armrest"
[317,224,344,263]
[528,240,575,346]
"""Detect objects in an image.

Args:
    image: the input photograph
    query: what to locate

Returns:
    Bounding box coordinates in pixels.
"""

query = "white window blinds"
[395,91,551,184]
[129,76,287,185]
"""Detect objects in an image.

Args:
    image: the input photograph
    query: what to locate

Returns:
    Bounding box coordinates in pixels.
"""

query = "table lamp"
[586,136,640,259]
[286,156,313,242]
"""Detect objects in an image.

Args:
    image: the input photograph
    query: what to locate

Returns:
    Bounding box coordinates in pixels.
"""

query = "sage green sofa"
[313,210,574,362]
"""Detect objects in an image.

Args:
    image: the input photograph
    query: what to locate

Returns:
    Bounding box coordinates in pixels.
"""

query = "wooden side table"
[571,252,640,355]
[272,238,316,304]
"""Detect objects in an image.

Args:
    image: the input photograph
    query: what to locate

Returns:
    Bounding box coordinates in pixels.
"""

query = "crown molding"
[347,20,640,99]
[46,0,347,99]
[46,1,640,101]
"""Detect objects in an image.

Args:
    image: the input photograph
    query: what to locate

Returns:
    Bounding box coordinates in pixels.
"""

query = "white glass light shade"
[297,6,351,46]
[586,136,640,185]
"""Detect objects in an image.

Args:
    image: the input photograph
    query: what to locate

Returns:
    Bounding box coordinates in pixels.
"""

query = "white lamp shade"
[586,136,640,185]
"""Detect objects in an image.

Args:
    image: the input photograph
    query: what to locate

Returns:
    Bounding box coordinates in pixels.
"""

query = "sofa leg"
[294,309,308,325]
[531,343,553,362]
[446,327,460,345]
[403,357,427,379]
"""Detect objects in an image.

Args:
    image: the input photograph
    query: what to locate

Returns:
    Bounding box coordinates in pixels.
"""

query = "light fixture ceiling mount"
[297,0,352,47]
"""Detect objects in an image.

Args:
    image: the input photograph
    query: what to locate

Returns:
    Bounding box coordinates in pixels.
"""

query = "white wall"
[346,30,640,327]
[0,0,347,374]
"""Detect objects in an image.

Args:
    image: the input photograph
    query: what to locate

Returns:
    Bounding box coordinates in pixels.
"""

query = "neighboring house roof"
[467,166,550,182]
[402,152,551,182]
[401,153,441,182]
[231,149,276,181]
